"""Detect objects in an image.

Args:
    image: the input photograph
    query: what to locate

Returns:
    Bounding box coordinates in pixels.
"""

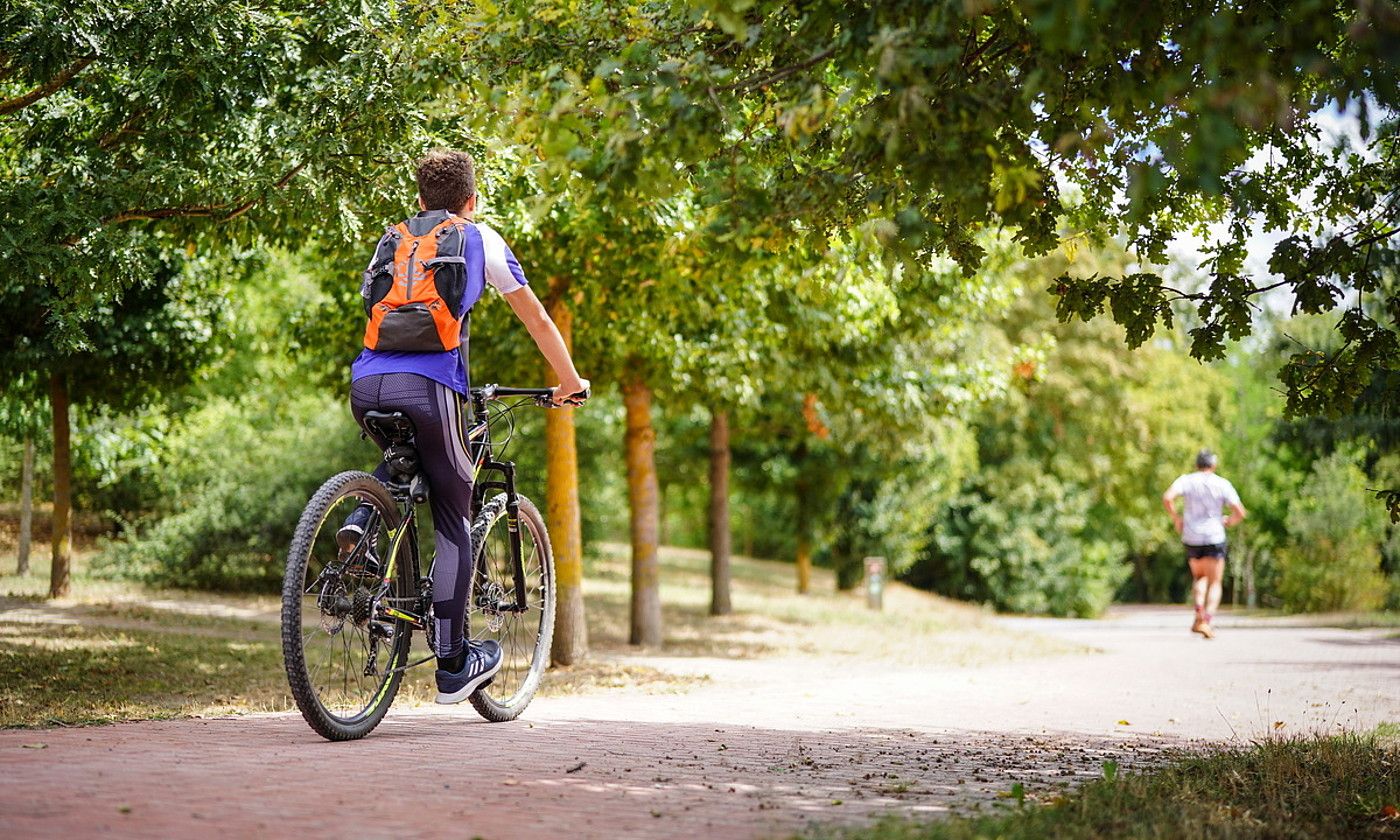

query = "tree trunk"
[623,373,662,646]
[17,436,34,575]
[658,485,669,546]
[543,296,588,666]
[1244,545,1257,608]
[795,536,812,594]
[708,409,732,616]
[1131,553,1149,602]
[49,374,72,599]
[794,445,812,594]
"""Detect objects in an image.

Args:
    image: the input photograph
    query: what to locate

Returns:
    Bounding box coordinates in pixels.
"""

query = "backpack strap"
[460,308,471,383]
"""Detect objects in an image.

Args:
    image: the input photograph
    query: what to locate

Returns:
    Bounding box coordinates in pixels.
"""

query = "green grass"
[1322,611,1400,630]
[0,616,703,728]
[0,546,703,727]
[1224,607,1400,630]
[813,732,1400,840]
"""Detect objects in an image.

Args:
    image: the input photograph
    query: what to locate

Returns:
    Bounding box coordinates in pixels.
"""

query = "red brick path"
[0,713,1168,839]
[5,605,1395,838]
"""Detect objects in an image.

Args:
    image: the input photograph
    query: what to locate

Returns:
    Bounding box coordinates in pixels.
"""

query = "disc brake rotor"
[318,582,351,635]
[479,579,506,633]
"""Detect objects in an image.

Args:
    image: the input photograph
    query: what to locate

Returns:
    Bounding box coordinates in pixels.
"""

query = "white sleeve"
[476,223,529,295]
[1222,479,1241,507]
[1165,475,1184,499]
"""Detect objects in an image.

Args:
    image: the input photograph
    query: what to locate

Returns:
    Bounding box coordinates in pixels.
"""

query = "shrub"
[1276,452,1387,613]
[95,392,373,591]
[914,472,1128,617]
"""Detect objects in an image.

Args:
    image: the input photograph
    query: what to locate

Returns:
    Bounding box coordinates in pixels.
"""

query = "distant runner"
[1162,449,1247,639]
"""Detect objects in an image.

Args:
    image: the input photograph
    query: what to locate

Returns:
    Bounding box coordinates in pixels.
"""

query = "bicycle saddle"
[361,410,416,446]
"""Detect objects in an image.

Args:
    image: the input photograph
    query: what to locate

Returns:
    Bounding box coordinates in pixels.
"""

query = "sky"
[1160,101,1377,324]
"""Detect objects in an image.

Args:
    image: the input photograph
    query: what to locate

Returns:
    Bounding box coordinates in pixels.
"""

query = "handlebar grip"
[544,386,590,407]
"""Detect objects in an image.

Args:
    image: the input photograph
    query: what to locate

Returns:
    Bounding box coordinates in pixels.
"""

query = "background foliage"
[3,0,1397,617]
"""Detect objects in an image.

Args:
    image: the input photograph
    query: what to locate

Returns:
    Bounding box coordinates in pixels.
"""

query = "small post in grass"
[864,556,885,610]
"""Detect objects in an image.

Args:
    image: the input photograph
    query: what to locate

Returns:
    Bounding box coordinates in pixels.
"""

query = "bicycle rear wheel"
[467,493,555,722]
[282,471,412,741]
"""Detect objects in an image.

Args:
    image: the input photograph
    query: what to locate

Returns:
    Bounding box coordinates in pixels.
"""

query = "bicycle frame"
[361,385,547,660]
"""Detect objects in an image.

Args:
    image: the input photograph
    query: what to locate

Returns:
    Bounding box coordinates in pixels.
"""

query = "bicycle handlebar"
[474,384,591,407]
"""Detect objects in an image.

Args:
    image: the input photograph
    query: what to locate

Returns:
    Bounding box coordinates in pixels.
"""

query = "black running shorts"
[1184,543,1227,561]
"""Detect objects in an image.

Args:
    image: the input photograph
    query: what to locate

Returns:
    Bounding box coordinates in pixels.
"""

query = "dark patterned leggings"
[350,372,474,659]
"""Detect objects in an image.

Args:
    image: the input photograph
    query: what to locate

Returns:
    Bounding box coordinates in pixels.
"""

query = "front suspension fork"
[505,490,528,612]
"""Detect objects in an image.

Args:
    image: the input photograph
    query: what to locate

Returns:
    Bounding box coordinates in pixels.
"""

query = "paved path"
[2,606,1396,838]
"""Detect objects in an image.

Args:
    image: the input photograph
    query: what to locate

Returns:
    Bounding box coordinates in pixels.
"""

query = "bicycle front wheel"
[281,471,413,741]
[467,493,555,722]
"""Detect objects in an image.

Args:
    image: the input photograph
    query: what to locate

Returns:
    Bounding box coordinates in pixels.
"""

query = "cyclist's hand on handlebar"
[551,377,591,407]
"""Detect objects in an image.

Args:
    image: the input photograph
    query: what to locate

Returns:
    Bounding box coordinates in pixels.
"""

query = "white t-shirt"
[1165,471,1241,546]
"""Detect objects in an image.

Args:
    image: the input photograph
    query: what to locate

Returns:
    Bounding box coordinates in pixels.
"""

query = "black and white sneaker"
[434,640,503,705]
[336,504,380,575]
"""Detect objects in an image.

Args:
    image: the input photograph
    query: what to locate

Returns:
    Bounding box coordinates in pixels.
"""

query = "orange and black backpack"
[361,210,471,352]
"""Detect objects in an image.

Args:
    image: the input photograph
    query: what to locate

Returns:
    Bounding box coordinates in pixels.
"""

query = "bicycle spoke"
[294,493,404,721]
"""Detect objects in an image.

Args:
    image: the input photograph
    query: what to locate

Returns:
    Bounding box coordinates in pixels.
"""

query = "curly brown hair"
[415,149,476,212]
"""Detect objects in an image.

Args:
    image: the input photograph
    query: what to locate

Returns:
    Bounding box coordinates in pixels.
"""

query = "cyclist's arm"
[503,285,589,399]
[477,221,588,403]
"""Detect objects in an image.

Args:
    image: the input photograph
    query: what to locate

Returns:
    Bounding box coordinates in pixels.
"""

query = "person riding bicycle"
[342,149,589,703]
[1162,449,1246,639]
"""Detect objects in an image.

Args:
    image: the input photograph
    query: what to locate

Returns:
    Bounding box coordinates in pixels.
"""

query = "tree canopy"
[440,0,1397,428]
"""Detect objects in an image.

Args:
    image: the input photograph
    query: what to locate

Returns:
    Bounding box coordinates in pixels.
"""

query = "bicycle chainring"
[424,602,437,654]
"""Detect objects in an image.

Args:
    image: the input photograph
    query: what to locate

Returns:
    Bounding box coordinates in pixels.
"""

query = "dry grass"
[582,542,1083,667]
[0,541,1071,728]
[816,731,1400,839]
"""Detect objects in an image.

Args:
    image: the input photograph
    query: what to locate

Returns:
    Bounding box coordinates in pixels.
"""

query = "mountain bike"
[281,384,576,741]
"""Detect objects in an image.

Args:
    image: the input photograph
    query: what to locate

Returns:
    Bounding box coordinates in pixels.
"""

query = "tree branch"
[97,106,153,150]
[961,31,1001,69]
[59,162,308,246]
[217,163,306,222]
[716,46,838,93]
[0,54,98,116]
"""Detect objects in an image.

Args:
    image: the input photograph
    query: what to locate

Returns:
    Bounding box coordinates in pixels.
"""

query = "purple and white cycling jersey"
[351,212,528,394]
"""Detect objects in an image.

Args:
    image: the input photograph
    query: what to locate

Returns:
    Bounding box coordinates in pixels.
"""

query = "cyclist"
[1162,449,1246,639]
[341,149,588,703]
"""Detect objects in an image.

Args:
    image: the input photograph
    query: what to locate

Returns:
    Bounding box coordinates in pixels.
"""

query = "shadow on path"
[0,713,1177,839]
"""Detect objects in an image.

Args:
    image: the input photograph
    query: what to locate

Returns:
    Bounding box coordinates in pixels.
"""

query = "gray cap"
[1196,449,1218,469]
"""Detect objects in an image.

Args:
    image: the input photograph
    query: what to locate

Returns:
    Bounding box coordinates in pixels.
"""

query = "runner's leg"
[1188,558,1209,615]
[1204,556,1225,618]
[1187,553,1213,636]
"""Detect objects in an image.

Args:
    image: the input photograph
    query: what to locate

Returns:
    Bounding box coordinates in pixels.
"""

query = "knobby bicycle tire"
[282,470,411,741]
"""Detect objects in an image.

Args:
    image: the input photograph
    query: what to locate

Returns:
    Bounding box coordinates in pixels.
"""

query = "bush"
[95,392,373,591]
[825,446,966,591]
[1276,452,1387,613]
[914,472,1128,617]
